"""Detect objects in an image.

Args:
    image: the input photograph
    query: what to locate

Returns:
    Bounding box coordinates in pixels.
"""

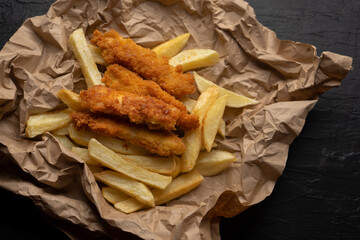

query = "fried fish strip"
[79,85,181,131]
[71,112,185,156]
[91,29,195,98]
[102,64,199,130]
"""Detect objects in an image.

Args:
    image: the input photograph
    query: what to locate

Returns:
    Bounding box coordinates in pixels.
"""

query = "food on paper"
[193,72,258,108]
[57,89,85,112]
[68,28,103,87]
[181,86,219,172]
[120,154,176,176]
[102,187,129,204]
[53,134,75,150]
[94,170,155,207]
[203,94,228,152]
[169,49,219,72]
[195,150,236,176]
[114,169,203,213]
[88,138,172,190]
[25,108,72,138]
[71,112,185,156]
[68,123,149,155]
[152,33,191,58]
[91,29,195,98]
[102,64,199,130]
[24,27,252,214]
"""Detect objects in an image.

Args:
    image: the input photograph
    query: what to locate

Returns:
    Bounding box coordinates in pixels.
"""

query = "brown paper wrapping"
[0,0,352,239]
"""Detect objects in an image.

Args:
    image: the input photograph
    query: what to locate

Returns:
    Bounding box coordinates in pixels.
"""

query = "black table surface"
[0,0,359,239]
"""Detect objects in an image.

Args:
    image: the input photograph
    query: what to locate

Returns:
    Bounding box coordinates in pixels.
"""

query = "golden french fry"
[68,28,103,87]
[153,169,203,205]
[169,49,219,72]
[170,156,182,178]
[88,44,108,66]
[218,119,226,138]
[152,33,190,58]
[114,169,203,213]
[57,89,85,112]
[87,165,103,174]
[114,198,146,214]
[53,134,75,149]
[180,97,197,113]
[181,86,219,172]
[102,187,129,204]
[194,72,258,108]
[25,108,72,138]
[203,94,228,152]
[195,150,236,176]
[68,124,148,155]
[121,155,176,176]
[50,123,70,135]
[89,138,172,190]
[94,170,155,207]
[71,146,100,165]
[200,142,217,152]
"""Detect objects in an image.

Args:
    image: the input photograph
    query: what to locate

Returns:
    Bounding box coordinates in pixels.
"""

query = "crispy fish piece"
[102,64,199,130]
[79,85,181,131]
[71,112,185,156]
[91,29,196,98]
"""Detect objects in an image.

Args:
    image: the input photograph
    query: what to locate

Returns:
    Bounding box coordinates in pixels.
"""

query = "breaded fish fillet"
[71,112,185,156]
[102,64,199,130]
[79,85,181,131]
[91,29,196,98]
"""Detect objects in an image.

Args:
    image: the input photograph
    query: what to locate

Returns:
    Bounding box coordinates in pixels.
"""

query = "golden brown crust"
[91,29,196,98]
[79,85,181,131]
[102,64,199,130]
[71,112,185,156]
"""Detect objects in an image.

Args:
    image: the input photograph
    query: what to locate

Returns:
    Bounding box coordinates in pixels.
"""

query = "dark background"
[0,0,359,239]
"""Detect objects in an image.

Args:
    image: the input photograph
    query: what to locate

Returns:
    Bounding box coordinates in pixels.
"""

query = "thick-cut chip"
[68,124,148,155]
[180,97,197,113]
[153,169,203,205]
[195,150,236,176]
[51,123,70,135]
[121,155,176,176]
[25,108,72,138]
[53,134,74,149]
[114,198,146,214]
[102,187,129,204]
[194,72,258,108]
[88,165,103,174]
[152,33,190,58]
[68,28,103,87]
[203,94,228,152]
[170,156,182,178]
[169,49,219,72]
[89,138,172,190]
[114,170,203,213]
[218,119,226,138]
[88,44,108,66]
[57,89,85,112]
[181,87,219,172]
[71,146,99,166]
[94,170,155,207]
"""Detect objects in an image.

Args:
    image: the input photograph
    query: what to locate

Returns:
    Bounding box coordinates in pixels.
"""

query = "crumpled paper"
[0,0,352,239]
